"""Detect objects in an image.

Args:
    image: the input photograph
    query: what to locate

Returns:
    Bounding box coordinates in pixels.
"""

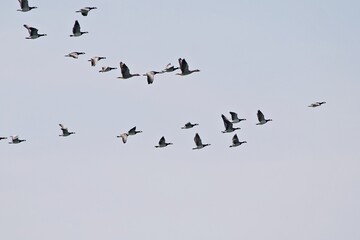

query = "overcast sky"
[1,0,360,239]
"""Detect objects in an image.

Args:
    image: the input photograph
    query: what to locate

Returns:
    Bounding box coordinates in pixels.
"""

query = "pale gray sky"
[1,0,360,239]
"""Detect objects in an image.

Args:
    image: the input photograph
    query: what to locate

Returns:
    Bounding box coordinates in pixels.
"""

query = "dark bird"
[23,24,47,39]
[76,7,97,16]
[155,136,173,148]
[17,0,37,12]
[256,110,272,125]
[229,134,247,147]
[221,114,240,133]
[117,62,140,79]
[193,133,210,150]
[70,20,88,37]
[59,124,75,137]
[176,58,200,76]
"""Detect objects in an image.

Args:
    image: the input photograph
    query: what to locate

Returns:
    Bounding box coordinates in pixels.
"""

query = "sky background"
[1,0,360,239]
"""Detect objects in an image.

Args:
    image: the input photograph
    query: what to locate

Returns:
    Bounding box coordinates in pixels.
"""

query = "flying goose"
[9,135,26,144]
[176,58,200,76]
[65,51,85,59]
[70,20,88,37]
[99,66,117,72]
[229,134,247,147]
[88,56,106,67]
[193,133,210,150]
[17,0,37,12]
[155,136,173,148]
[59,124,75,137]
[116,133,128,144]
[229,111,246,123]
[0,136,7,141]
[256,110,272,125]
[308,101,326,107]
[181,122,199,129]
[128,126,142,135]
[143,71,161,84]
[23,24,47,39]
[76,7,97,16]
[117,62,140,79]
[221,114,240,133]
[161,63,179,73]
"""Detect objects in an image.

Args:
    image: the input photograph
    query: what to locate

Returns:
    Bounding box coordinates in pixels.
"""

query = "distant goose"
[176,58,200,76]
[143,71,161,84]
[76,7,97,16]
[9,135,26,144]
[256,110,272,125]
[17,0,37,12]
[193,133,210,150]
[117,62,140,79]
[65,51,85,59]
[230,111,246,123]
[128,126,142,136]
[116,133,128,144]
[229,134,247,147]
[308,101,326,107]
[0,136,7,141]
[161,63,179,73]
[70,20,88,37]
[181,122,199,129]
[99,66,117,73]
[155,136,173,148]
[221,114,240,133]
[23,24,47,39]
[88,56,106,67]
[59,124,75,137]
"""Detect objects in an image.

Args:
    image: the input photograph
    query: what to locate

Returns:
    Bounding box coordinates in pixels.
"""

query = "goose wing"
[73,20,81,34]
[24,24,37,35]
[232,134,240,144]
[20,0,29,9]
[179,58,189,73]
[194,133,203,147]
[229,111,238,121]
[128,126,136,134]
[159,136,166,145]
[120,62,130,77]
[222,114,232,130]
[257,110,265,122]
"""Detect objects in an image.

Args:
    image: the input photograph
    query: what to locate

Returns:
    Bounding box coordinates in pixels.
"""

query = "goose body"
[193,133,210,150]
[65,51,85,59]
[117,62,140,79]
[161,63,179,73]
[99,66,117,72]
[76,7,97,16]
[18,0,37,12]
[70,20,88,37]
[256,110,272,125]
[24,24,46,39]
[176,58,200,76]
[117,133,128,144]
[308,101,326,107]
[230,134,247,147]
[144,71,160,84]
[59,124,75,137]
[9,135,26,144]
[155,136,173,148]
[181,122,199,129]
[88,56,106,67]
[230,111,246,123]
[221,114,240,133]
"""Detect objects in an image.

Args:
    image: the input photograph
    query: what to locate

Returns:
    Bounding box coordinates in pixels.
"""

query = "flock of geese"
[4,0,327,149]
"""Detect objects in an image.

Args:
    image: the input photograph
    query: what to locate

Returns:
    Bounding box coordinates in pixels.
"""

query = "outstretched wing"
[221,114,232,130]
[20,0,29,9]
[120,62,130,77]
[232,134,240,144]
[229,111,238,121]
[194,133,202,146]
[128,126,136,134]
[257,110,265,122]
[179,58,189,73]
[159,136,165,145]
[73,20,81,34]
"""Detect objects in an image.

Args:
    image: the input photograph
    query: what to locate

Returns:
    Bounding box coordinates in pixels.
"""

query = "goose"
[99,66,117,73]
[193,133,210,150]
[23,24,47,39]
[161,63,179,73]
[256,110,272,125]
[181,122,199,129]
[229,111,246,123]
[229,134,247,147]
[0,136,7,141]
[76,7,97,16]
[155,136,173,148]
[308,101,326,107]
[9,135,26,144]
[65,51,85,59]
[116,133,128,144]
[128,126,142,136]
[88,56,106,67]
[59,124,75,137]
[70,20,88,37]
[221,114,240,133]
[176,58,200,76]
[17,0,37,12]
[143,71,161,84]
[117,62,140,79]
